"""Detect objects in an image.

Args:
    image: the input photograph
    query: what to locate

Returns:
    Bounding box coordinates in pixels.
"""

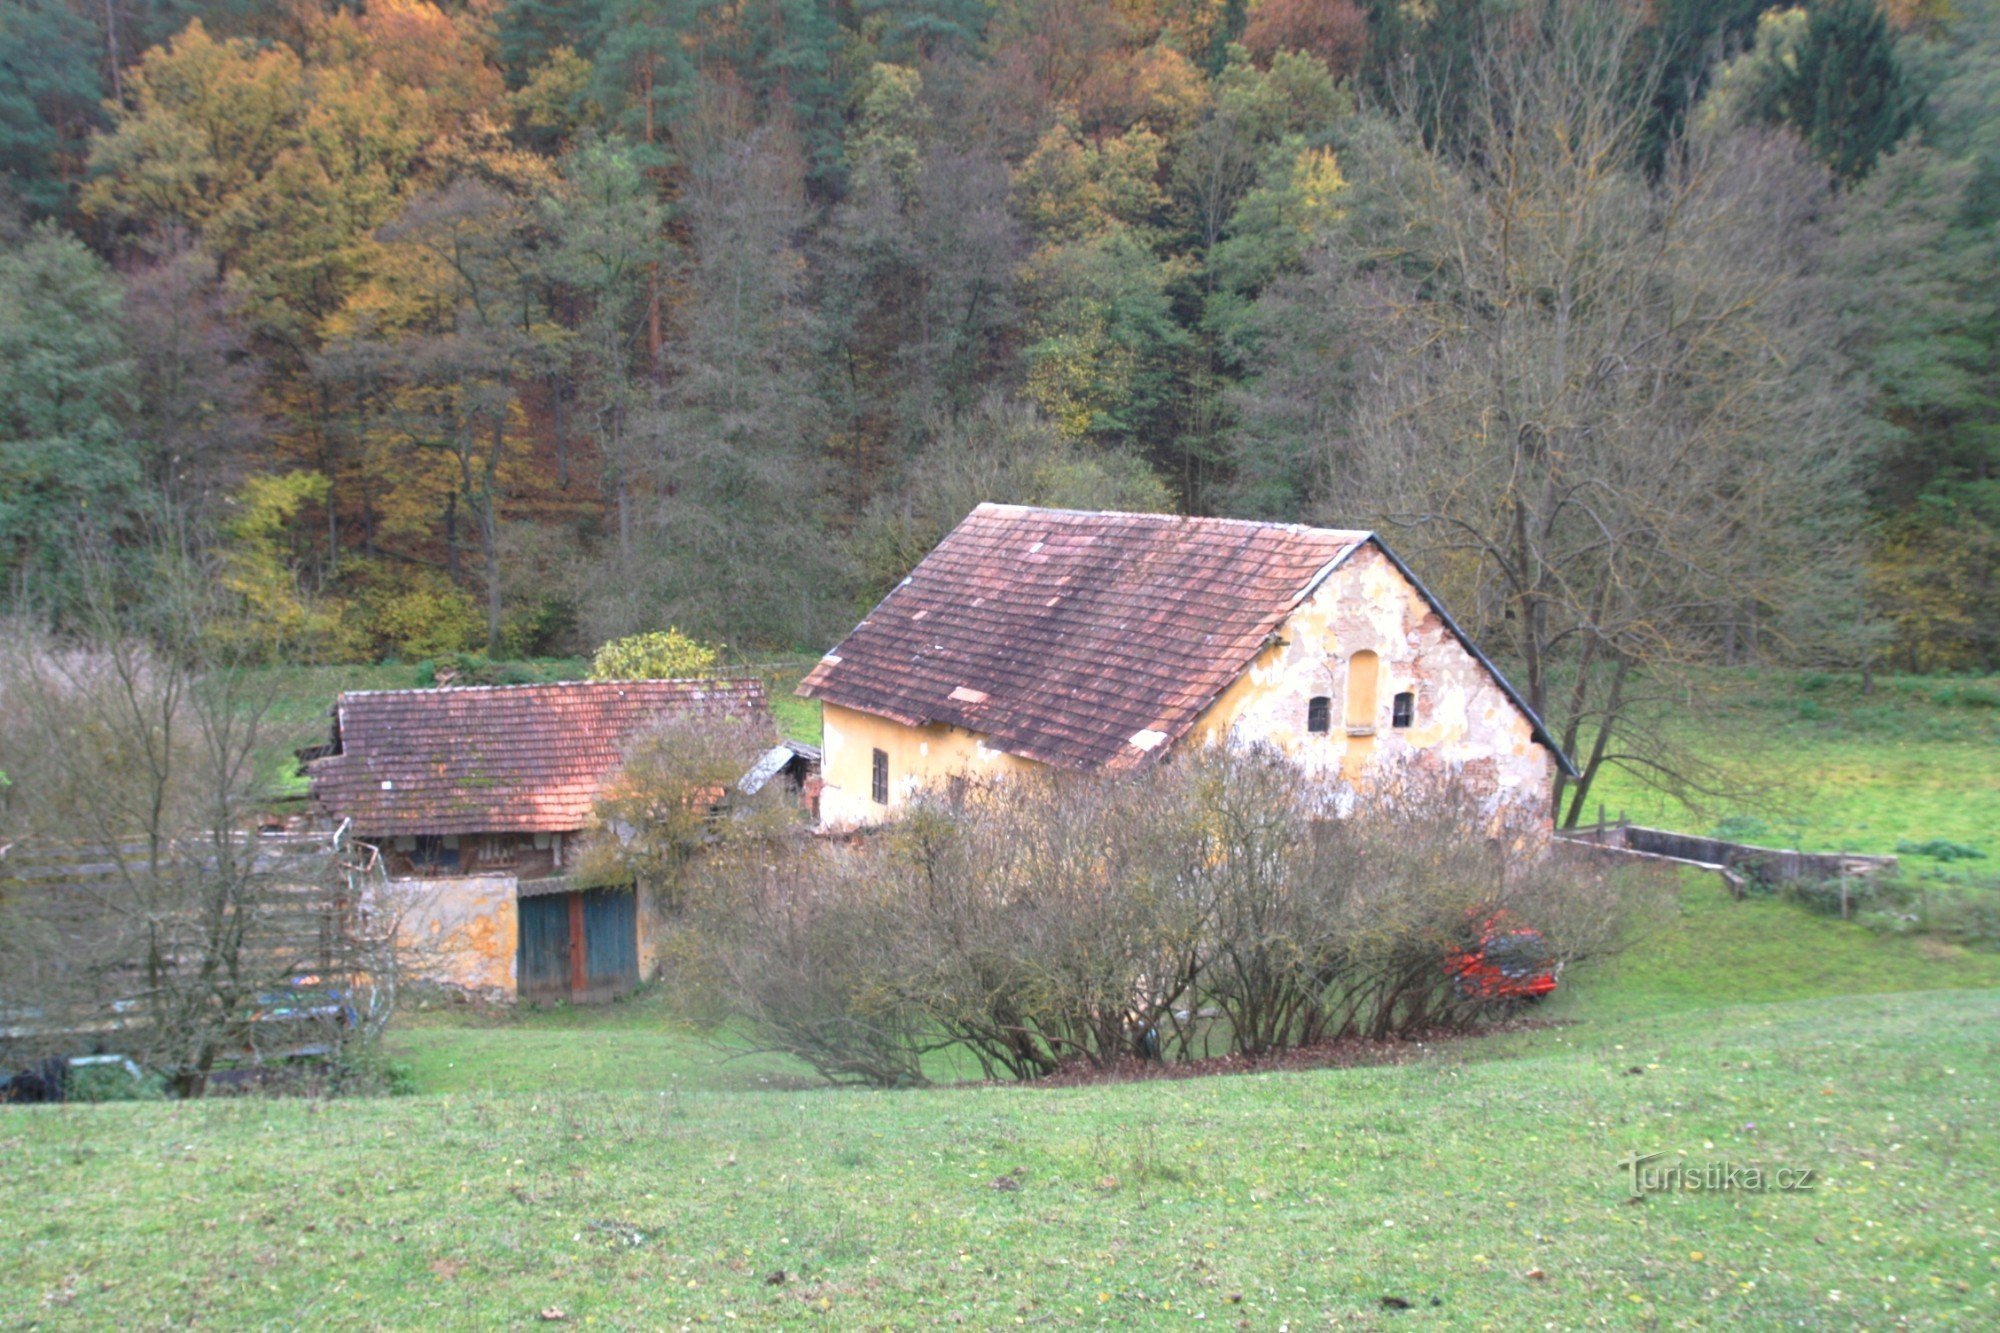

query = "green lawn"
[1583,669,1999,859]
[10,666,1992,1325]
[7,879,2000,1327]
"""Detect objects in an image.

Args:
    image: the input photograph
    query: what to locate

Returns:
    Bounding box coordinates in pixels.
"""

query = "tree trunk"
[552,376,570,489]
[1561,655,1630,828]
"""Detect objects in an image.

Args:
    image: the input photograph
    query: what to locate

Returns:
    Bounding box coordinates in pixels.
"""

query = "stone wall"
[386,874,517,1001]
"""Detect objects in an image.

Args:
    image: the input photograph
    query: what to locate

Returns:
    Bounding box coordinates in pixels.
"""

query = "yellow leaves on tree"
[83,3,516,347]
[214,471,356,661]
[1016,121,1165,244]
[588,630,726,682]
[83,22,308,242]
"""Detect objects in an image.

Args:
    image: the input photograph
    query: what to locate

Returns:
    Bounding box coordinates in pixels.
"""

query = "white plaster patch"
[1128,728,1168,751]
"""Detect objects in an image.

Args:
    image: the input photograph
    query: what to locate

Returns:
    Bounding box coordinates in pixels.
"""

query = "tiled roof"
[307,679,771,835]
[798,505,1370,771]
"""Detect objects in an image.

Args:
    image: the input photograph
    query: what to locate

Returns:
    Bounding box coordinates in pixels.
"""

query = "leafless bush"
[578,710,797,904]
[0,615,393,1096]
[681,747,1653,1087]
[674,838,940,1087]
[892,775,1212,1079]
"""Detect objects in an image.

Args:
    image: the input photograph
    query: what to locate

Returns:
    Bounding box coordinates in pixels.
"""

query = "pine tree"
[0,0,105,216]
[1784,0,1922,182]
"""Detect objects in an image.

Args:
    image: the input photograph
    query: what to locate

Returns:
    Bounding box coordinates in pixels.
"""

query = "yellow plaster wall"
[818,701,1038,829]
[1192,543,1554,840]
[388,874,517,1000]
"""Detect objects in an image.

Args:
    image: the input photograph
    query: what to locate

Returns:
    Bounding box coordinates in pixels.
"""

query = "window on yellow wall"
[1345,650,1380,732]
[1307,696,1331,733]
[871,748,889,805]
[1392,691,1415,728]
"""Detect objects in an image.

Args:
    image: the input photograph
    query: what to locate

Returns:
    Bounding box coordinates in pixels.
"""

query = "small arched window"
[1392,691,1415,728]
[1344,650,1380,732]
[1307,696,1331,733]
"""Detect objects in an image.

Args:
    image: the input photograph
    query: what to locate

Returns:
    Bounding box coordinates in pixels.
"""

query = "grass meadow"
[5,666,1995,1326]
[5,891,1998,1327]
[1581,670,1998,859]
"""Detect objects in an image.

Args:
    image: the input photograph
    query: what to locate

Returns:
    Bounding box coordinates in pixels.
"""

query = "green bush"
[1925,896,2000,950]
[588,629,723,681]
[354,568,483,661]
[501,596,577,659]
[1925,681,1998,710]
[415,653,543,688]
[66,1062,168,1102]
[1710,814,1774,843]
[1785,874,1917,918]
[1896,838,1987,862]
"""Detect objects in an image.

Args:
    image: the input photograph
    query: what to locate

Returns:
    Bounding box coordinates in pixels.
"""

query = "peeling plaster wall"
[1192,544,1555,842]
[636,880,673,982]
[819,702,1038,830]
[386,874,517,1000]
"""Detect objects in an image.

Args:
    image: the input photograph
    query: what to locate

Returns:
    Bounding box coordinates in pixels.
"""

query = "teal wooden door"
[517,893,571,1002]
[579,888,638,1001]
[517,888,636,1003]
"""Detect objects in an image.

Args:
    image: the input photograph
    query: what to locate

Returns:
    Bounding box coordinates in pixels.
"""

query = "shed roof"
[307,678,771,836]
[798,504,1573,774]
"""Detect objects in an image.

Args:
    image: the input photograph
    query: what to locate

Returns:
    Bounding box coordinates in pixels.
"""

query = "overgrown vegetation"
[586,629,724,682]
[3,0,1992,756]
[674,749,1652,1086]
[5,900,1998,1324]
[0,586,399,1097]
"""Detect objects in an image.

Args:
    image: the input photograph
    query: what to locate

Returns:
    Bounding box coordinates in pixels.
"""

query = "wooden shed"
[305,678,773,1003]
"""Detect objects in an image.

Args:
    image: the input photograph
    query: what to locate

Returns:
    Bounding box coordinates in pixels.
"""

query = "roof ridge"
[336,676,761,699]
[970,502,1373,541]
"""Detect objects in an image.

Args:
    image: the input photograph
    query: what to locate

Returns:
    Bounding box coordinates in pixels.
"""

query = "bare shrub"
[679,747,1653,1086]
[676,837,938,1087]
[578,709,798,903]
[0,618,394,1096]
[892,775,1211,1078]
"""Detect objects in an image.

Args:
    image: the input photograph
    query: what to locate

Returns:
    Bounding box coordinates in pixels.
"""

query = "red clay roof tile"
[798,505,1368,770]
[307,678,771,835]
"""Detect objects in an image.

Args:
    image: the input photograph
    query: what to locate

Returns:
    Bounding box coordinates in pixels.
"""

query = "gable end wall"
[1191,543,1554,842]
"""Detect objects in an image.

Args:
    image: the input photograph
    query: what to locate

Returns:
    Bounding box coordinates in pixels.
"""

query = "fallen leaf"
[537,1309,567,1323]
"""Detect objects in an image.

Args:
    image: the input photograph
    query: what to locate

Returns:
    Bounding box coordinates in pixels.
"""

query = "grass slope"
[7,884,1999,1328]
[1582,670,1999,858]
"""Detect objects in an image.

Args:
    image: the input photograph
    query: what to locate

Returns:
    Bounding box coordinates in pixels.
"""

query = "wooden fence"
[0,825,394,1060]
